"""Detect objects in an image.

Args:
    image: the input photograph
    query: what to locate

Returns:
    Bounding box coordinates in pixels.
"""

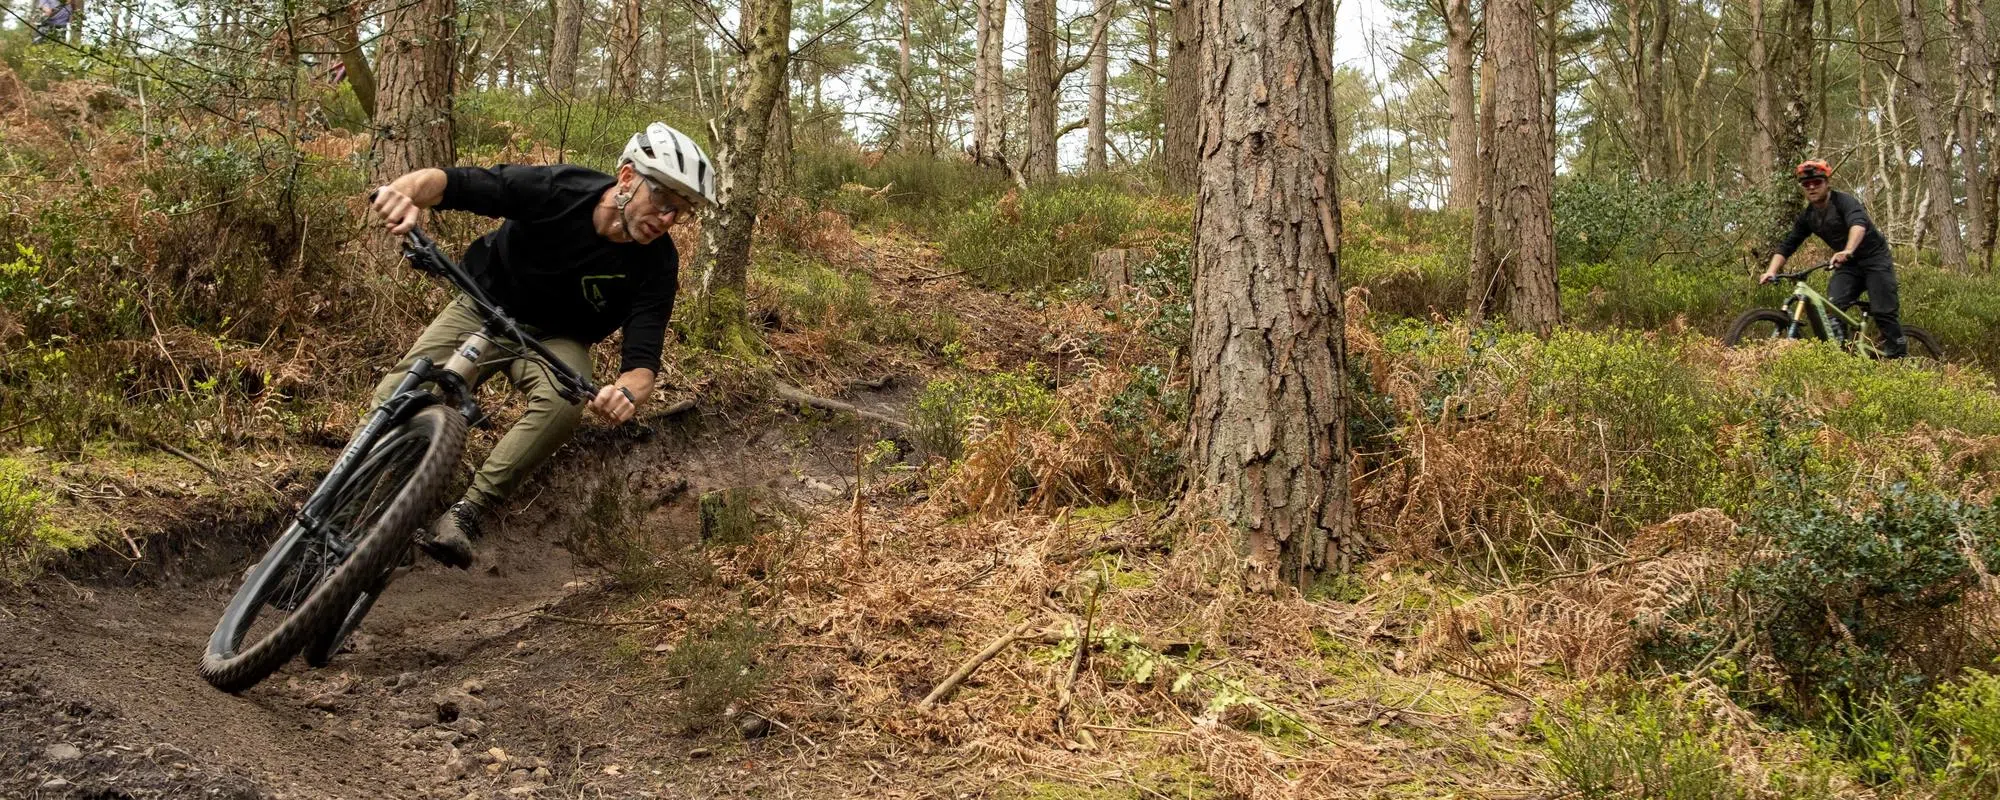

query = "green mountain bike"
[1722,261,1943,359]
[198,225,597,693]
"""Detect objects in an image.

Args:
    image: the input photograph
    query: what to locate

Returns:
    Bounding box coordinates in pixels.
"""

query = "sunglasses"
[1800,178,1827,188]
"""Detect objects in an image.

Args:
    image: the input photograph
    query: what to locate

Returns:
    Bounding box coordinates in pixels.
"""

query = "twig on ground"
[1442,667,1532,701]
[148,438,220,480]
[918,617,1041,710]
[535,612,678,628]
[773,381,909,431]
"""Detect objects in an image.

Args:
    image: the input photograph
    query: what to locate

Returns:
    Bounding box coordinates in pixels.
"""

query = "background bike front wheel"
[1722,308,1801,346]
[198,405,466,692]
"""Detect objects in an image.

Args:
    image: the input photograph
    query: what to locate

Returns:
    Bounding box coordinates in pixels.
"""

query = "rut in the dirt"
[0,398,909,800]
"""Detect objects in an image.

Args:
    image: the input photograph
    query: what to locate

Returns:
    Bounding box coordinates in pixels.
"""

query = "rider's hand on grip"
[369,186,422,236]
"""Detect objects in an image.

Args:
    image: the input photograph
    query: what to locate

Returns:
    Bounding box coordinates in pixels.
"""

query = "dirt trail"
[0,400,906,800]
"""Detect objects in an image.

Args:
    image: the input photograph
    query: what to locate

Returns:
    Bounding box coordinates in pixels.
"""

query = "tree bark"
[1025,0,1058,180]
[371,0,456,184]
[1748,0,1776,179]
[764,78,794,192]
[973,0,1007,167]
[548,0,583,97]
[1897,0,1970,271]
[896,0,915,151]
[1775,0,1813,169]
[1086,0,1115,173]
[1951,0,1988,264]
[1469,50,1500,322]
[1491,0,1557,334]
[1444,0,1477,209]
[1165,0,1201,192]
[696,0,793,318]
[1642,0,1669,180]
[1188,0,1351,591]
[612,0,643,101]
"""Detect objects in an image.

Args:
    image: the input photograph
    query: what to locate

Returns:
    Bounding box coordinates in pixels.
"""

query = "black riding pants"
[1825,258,1905,358]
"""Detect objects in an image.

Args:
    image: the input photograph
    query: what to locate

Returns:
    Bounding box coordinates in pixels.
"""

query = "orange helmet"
[1795,159,1833,182]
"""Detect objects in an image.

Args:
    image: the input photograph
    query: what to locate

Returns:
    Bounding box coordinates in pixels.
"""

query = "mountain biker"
[366,122,715,568]
[1759,159,1906,358]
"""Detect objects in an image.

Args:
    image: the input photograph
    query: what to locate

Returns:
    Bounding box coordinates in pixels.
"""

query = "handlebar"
[1766,260,1835,284]
[370,192,600,405]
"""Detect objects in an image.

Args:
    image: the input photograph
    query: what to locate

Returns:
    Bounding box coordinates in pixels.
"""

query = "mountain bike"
[1722,261,1943,359]
[198,225,597,693]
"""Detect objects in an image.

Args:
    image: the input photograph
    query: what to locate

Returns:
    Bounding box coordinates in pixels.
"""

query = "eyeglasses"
[634,178,694,219]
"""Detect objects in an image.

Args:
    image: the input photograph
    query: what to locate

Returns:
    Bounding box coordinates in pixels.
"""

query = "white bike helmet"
[621,122,717,208]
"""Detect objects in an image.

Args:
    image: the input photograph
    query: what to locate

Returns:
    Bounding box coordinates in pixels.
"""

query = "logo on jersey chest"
[579,274,626,313]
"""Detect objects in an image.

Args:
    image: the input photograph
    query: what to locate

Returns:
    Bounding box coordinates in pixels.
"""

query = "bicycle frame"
[260,228,598,580]
[1775,264,1889,358]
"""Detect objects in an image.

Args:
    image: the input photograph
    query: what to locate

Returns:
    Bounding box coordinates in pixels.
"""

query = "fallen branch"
[657,398,698,417]
[148,438,220,480]
[918,617,1040,710]
[534,612,679,628]
[773,382,909,432]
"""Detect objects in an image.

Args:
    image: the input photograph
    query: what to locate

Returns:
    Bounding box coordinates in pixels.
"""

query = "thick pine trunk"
[1897,0,1969,271]
[1086,0,1114,174]
[1164,0,1200,192]
[973,0,1007,167]
[612,0,643,101]
[696,0,793,317]
[1491,0,1558,334]
[548,0,583,97]
[1188,0,1351,591]
[371,0,456,184]
[1444,0,1477,209]
[1025,0,1058,181]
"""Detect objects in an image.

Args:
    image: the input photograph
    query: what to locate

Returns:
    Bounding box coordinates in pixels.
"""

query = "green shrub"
[1535,688,1836,800]
[1520,330,1731,525]
[1734,468,1998,710]
[1756,342,2000,438]
[911,366,1057,461]
[939,184,1186,288]
[1923,668,2000,796]
[455,90,710,171]
[0,459,84,575]
[659,613,771,733]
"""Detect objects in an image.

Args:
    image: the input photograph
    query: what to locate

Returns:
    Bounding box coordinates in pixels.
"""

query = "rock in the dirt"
[445,717,487,738]
[504,785,545,796]
[43,742,82,761]
[482,747,508,765]
[458,679,486,695]
[735,712,772,739]
[531,767,551,782]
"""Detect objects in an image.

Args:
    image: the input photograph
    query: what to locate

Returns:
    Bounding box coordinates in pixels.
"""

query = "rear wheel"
[199,405,465,692]
[1723,309,1802,346]
[1900,325,1944,362]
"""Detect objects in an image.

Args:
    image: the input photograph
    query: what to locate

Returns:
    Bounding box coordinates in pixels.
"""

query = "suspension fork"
[294,357,436,545]
[1784,296,1809,339]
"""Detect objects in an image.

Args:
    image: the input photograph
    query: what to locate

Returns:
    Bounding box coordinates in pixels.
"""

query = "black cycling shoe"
[418,501,484,569]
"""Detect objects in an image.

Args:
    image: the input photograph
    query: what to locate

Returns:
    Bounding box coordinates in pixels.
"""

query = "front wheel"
[1723,308,1804,346]
[199,405,466,692]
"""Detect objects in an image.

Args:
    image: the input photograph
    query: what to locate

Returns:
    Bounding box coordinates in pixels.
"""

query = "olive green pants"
[371,295,592,511]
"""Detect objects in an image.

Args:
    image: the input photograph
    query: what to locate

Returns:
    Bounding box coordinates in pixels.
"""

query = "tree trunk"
[1643,0,1669,180]
[1897,0,1970,271]
[1469,50,1500,322]
[1188,0,1351,591]
[1951,0,1989,264]
[328,1,377,119]
[1165,0,1201,192]
[973,0,1007,167]
[1444,0,1477,209]
[371,0,456,184]
[896,0,915,151]
[764,78,794,192]
[1776,0,1813,168]
[1748,0,1776,179]
[1491,0,1558,334]
[695,0,793,325]
[612,0,643,101]
[548,0,583,97]
[1086,0,1115,173]
[1025,0,1058,180]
